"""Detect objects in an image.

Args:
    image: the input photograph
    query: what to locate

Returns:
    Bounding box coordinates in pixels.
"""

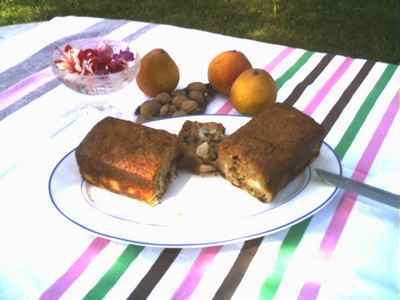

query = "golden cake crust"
[75,117,179,206]
[217,103,325,202]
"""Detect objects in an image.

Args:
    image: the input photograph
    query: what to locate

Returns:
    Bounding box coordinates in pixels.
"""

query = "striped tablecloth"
[0,16,399,300]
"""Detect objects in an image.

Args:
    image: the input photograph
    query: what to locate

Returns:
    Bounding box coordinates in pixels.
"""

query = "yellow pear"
[230,68,277,115]
[136,48,179,96]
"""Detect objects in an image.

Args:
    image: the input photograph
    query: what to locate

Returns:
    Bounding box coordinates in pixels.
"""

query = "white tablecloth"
[0,16,398,300]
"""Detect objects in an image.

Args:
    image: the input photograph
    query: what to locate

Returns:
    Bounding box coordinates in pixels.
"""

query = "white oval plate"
[49,115,341,247]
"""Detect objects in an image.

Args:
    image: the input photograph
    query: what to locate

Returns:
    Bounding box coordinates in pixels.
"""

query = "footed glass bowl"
[51,38,140,95]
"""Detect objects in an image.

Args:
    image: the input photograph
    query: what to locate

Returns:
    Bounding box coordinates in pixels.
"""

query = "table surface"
[0,16,398,300]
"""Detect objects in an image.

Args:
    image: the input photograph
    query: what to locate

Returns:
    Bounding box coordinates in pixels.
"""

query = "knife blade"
[315,168,400,208]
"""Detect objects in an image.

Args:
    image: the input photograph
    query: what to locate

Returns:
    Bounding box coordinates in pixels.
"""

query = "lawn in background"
[0,0,399,64]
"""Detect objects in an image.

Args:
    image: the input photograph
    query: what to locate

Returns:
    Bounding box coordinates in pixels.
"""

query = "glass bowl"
[51,38,140,95]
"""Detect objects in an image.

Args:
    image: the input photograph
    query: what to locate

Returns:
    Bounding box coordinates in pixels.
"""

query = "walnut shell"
[186,82,208,93]
[154,92,172,104]
[140,100,161,118]
[172,95,187,108]
[159,104,170,116]
[188,90,205,105]
[181,100,199,113]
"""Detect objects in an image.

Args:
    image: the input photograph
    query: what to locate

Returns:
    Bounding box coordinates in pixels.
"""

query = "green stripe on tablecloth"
[334,64,398,157]
[259,63,397,300]
[259,219,312,299]
[83,245,143,300]
[275,51,314,89]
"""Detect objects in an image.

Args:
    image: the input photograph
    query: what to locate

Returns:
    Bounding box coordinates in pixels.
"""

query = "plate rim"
[48,114,342,248]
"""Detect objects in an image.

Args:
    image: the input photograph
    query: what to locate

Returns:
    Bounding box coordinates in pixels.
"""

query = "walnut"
[172,95,187,108]
[196,142,210,160]
[186,82,207,93]
[181,100,199,113]
[159,104,170,116]
[139,100,161,118]
[198,164,217,173]
[154,92,172,104]
[188,90,205,105]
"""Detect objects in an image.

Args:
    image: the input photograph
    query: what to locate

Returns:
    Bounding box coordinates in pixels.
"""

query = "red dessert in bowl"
[52,38,140,95]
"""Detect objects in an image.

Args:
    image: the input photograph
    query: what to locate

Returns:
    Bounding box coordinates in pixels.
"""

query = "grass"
[0,0,399,64]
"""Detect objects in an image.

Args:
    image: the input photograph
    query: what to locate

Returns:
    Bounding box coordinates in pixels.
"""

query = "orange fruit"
[230,68,277,115]
[208,50,252,95]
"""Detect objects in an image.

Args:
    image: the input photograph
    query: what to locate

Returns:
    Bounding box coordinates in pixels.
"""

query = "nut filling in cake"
[75,117,180,206]
[217,103,325,202]
[178,120,226,174]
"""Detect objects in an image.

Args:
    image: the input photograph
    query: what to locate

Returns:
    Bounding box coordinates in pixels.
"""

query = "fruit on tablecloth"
[136,48,179,97]
[135,82,215,122]
[230,68,277,115]
[208,50,252,95]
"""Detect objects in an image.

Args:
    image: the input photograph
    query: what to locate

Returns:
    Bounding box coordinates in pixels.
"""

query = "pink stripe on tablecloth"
[303,57,353,115]
[215,99,235,115]
[264,47,295,73]
[216,47,294,114]
[39,237,110,300]
[298,91,399,300]
[171,246,222,300]
[0,67,54,110]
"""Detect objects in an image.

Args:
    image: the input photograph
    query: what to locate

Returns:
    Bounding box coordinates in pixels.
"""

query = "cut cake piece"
[216,103,325,202]
[75,116,180,206]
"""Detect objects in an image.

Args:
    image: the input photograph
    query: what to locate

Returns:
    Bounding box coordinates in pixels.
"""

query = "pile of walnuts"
[135,82,215,122]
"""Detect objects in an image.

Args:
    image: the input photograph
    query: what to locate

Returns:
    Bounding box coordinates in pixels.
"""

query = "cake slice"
[216,103,325,202]
[75,117,180,206]
[178,120,226,174]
